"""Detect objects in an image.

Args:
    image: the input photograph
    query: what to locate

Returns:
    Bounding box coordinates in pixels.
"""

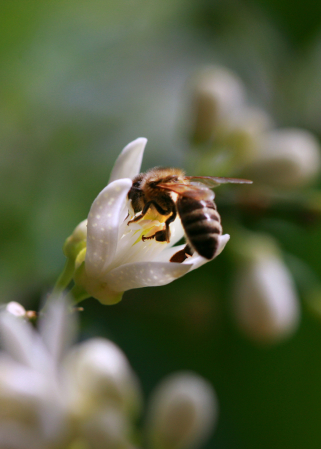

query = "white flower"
[0,298,141,449]
[73,138,229,305]
[233,237,300,343]
[146,372,218,449]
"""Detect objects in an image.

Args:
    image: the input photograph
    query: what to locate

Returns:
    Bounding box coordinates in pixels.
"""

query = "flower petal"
[168,217,185,247]
[86,178,133,278]
[185,234,230,271]
[39,296,77,365]
[215,233,230,257]
[153,244,187,262]
[109,138,147,183]
[0,313,50,372]
[105,261,192,292]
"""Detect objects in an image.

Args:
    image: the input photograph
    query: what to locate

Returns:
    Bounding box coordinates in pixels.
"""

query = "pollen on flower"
[96,215,101,219]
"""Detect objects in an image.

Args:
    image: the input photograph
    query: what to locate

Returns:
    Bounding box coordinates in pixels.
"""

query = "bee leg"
[164,209,177,243]
[145,210,177,243]
[127,201,153,225]
[170,244,194,263]
[142,207,176,243]
[142,229,167,242]
[185,244,193,256]
[128,201,170,225]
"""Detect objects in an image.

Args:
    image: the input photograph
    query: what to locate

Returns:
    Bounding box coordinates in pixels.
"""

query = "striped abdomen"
[177,196,222,260]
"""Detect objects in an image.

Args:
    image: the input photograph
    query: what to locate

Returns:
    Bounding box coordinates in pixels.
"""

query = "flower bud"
[0,356,46,426]
[233,237,300,343]
[63,338,141,418]
[243,128,321,188]
[63,220,87,260]
[5,302,26,318]
[146,372,218,449]
[80,409,132,449]
[222,106,273,164]
[189,66,246,143]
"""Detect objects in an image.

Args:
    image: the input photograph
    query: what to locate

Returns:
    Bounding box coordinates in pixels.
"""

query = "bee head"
[128,174,144,213]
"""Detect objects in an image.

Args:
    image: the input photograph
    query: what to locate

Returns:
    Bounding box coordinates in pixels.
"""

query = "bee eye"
[133,182,140,187]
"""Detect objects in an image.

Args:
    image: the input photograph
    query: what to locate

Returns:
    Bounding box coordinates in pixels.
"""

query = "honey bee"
[127,168,252,262]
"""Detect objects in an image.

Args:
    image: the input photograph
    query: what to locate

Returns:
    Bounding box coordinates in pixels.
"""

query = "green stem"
[53,258,75,295]
[70,284,91,305]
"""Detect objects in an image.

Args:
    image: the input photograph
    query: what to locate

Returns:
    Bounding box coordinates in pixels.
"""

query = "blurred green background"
[2,1,321,448]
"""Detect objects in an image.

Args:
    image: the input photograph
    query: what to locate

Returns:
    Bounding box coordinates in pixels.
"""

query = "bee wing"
[186,176,253,188]
[157,183,214,200]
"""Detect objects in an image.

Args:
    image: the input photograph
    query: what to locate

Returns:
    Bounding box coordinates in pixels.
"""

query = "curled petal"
[153,244,187,263]
[214,233,230,258]
[86,178,132,278]
[108,138,147,183]
[185,233,230,271]
[106,261,192,292]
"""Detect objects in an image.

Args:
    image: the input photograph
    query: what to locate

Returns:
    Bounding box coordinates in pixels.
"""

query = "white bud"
[222,106,273,163]
[81,409,132,449]
[6,302,26,318]
[189,66,246,142]
[0,355,71,447]
[63,338,141,417]
[245,128,321,188]
[146,372,218,449]
[233,253,300,343]
[0,356,46,426]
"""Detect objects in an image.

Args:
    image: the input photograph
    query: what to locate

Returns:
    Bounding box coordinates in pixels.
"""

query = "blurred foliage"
[2,0,321,448]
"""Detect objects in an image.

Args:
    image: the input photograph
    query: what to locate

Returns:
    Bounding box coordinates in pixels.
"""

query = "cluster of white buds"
[62,138,229,305]
[0,298,218,449]
[189,66,321,187]
[232,233,300,343]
